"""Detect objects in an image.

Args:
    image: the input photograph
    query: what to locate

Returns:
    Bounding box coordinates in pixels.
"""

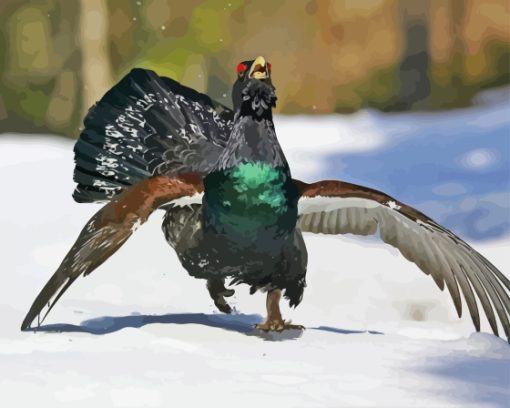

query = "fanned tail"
[73,68,233,203]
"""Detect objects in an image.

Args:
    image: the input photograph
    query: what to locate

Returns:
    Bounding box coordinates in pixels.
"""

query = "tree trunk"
[79,0,114,116]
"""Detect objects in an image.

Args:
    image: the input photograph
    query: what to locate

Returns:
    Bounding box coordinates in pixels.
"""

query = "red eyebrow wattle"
[236,63,247,74]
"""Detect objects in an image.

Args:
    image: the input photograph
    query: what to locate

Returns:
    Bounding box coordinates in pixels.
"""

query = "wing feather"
[427,238,461,314]
[21,174,203,330]
[295,179,509,340]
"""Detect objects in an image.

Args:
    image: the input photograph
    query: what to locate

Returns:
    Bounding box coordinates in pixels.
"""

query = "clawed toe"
[255,320,305,332]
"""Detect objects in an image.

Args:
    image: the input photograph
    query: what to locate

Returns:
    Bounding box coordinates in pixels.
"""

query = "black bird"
[21,56,510,339]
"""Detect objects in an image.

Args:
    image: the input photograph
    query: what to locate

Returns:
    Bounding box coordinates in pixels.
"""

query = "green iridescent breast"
[227,162,287,212]
[204,161,294,238]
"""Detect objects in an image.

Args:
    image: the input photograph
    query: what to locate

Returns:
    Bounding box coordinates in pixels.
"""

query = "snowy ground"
[1,101,509,407]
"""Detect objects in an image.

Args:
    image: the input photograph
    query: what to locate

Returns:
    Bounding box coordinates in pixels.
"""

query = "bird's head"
[232,56,277,118]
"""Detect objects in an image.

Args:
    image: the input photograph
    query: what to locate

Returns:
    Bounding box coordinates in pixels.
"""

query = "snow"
[1,100,509,407]
[277,91,510,241]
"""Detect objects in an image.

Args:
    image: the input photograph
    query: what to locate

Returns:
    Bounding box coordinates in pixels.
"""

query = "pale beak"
[248,56,269,80]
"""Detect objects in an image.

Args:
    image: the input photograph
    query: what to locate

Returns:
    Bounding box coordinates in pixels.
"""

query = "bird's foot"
[213,292,234,314]
[255,320,305,332]
[207,278,235,314]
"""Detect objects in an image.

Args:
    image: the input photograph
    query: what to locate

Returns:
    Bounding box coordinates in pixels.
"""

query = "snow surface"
[277,93,510,241]
[1,104,509,407]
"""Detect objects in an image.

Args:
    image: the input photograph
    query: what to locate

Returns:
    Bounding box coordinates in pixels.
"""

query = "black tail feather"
[73,68,233,203]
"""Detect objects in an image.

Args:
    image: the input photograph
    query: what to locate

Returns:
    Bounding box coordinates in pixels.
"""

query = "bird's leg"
[207,277,235,314]
[256,289,304,332]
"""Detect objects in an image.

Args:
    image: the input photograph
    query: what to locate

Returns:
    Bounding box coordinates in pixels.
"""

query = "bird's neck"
[215,113,289,172]
[239,102,274,121]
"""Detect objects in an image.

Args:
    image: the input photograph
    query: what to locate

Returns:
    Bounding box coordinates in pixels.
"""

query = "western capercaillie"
[21,56,510,340]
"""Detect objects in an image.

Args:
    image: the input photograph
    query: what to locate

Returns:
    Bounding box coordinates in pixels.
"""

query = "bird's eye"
[236,63,247,74]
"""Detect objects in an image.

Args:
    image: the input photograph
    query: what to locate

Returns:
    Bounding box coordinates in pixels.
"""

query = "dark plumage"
[73,68,233,202]
[21,56,509,339]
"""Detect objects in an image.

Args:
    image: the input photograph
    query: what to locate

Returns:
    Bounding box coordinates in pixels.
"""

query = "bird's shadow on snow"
[28,313,383,341]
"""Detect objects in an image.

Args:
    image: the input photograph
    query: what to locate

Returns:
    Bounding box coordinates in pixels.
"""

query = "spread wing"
[21,175,203,330]
[295,179,510,340]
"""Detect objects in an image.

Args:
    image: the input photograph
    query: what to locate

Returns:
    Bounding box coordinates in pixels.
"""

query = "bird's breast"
[203,161,298,242]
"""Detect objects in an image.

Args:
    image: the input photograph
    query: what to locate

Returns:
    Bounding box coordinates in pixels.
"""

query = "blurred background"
[0,0,509,240]
[0,0,509,134]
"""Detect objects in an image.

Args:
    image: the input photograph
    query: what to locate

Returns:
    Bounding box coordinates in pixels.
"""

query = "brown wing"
[295,179,510,341]
[21,174,203,330]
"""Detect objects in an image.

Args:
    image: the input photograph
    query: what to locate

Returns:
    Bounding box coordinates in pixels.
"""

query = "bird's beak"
[248,56,269,80]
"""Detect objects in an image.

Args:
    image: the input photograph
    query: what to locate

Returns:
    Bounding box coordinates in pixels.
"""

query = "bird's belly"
[204,189,297,245]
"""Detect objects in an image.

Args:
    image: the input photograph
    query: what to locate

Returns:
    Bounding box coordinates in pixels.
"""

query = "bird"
[21,56,510,340]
